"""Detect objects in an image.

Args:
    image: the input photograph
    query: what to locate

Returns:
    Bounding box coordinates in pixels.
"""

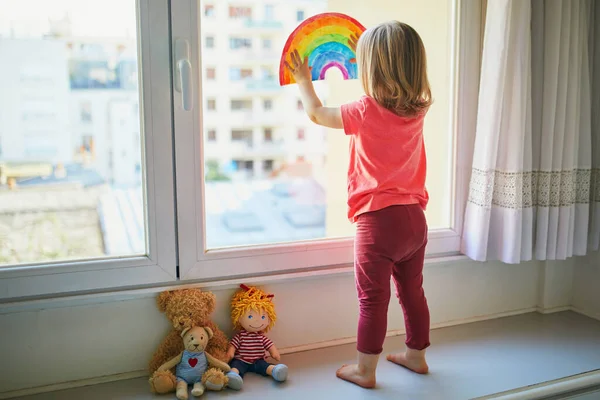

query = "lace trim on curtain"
[468,168,600,209]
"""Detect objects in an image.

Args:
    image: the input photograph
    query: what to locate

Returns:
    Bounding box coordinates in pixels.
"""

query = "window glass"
[0,0,146,266]
[199,0,454,249]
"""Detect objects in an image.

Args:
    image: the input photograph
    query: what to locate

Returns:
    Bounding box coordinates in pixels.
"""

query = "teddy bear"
[156,326,231,400]
[149,289,231,394]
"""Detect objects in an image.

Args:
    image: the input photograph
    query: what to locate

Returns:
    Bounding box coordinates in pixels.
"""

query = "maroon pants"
[354,204,430,355]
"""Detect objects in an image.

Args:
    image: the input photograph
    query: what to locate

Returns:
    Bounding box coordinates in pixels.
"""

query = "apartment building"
[200,0,329,180]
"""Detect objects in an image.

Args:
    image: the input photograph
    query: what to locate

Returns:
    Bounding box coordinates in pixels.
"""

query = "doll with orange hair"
[225,284,288,389]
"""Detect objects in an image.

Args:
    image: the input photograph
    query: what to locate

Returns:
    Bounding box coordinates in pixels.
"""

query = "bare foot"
[335,364,376,388]
[386,350,429,374]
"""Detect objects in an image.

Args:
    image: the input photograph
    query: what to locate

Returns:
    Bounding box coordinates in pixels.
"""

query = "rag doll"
[225,284,288,388]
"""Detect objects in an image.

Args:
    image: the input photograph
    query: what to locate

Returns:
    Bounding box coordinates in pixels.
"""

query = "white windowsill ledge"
[0,253,469,314]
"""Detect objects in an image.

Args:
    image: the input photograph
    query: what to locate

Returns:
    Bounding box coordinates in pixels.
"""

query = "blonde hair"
[231,285,277,332]
[357,21,432,117]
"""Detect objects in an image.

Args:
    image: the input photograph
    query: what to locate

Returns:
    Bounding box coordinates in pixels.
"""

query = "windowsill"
[0,253,468,312]
[6,312,600,400]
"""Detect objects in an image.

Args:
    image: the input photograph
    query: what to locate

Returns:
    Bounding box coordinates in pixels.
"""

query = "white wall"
[572,252,600,319]
[0,258,546,396]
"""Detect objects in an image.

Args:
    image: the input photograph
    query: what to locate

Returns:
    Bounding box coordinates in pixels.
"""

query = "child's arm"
[285,50,343,129]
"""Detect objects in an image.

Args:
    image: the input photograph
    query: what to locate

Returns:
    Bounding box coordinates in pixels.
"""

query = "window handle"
[174,39,193,111]
[178,59,193,111]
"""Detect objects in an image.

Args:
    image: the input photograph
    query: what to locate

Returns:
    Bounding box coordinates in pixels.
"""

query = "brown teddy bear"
[156,326,230,399]
[149,289,230,394]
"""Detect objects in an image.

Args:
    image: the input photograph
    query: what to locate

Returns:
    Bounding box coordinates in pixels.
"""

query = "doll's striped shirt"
[230,330,274,364]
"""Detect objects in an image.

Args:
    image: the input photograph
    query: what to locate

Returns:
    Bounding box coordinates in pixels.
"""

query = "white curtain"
[461,0,600,263]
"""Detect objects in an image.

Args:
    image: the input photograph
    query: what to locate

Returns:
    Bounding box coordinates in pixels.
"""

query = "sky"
[0,0,137,38]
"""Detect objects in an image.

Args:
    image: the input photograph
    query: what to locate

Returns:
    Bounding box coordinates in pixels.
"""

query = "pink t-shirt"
[341,95,429,222]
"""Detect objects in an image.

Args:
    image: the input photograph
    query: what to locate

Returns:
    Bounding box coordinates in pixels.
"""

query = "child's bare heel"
[386,349,429,374]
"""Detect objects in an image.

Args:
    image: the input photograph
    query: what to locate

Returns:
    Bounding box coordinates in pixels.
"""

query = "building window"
[80,101,92,122]
[206,67,216,80]
[296,10,304,22]
[296,99,303,110]
[261,66,274,80]
[263,128,273,142]
[207,129,217,141]
[263,159,274,172]
[231,129,253,142]
[262,38,272,50]
[264,4,274,20]
[229,6,252,19]
[207,98,216,110]
[230,99,252,111]
[204,4,215,17]
[205,36,215,48]
[229,67,253,80]
[263,99,273,110]
[297,128,305,140]
[229,37,252,49]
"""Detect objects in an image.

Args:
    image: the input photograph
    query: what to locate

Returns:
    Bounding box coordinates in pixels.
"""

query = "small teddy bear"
[226,284,288,388]
[157,326,231,400]
[149,289,230,394]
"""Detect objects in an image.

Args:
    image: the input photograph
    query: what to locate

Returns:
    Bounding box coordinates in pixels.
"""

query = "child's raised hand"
[284,49,312,83]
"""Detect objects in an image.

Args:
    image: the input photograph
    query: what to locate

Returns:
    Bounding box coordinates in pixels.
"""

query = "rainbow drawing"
[279,12,366,86]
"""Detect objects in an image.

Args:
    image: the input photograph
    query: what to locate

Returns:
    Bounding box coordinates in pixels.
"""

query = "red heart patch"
[188,358,198,367]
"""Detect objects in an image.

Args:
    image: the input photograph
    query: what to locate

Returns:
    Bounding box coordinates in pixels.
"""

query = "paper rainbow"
[279,12,366,86]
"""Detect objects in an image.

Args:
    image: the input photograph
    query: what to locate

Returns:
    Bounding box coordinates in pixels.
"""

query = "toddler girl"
[285,21,431,388]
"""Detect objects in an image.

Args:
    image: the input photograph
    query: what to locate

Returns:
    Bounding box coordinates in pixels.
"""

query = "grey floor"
[11,312,600,400]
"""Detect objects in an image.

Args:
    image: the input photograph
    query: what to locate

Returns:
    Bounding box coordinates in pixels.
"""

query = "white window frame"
[172,0,483,282]
[0,0,177,300]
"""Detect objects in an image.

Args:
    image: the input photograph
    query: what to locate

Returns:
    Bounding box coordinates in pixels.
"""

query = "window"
[231,129,253,142]
[207,129,217,141]
[230,99,252,111]
[263,128,273,141]
[229,67,253,80]
[80,101,92,122]
[261,66,275,80]
[229,6,252,19]
[205,36,215,48]
[229,37,252,50]
[2,0,483,299]
[262,38,272,50]
[265,5,274,20]
[175,0,481,280]
[206,67,216,80]
[0,0,177,299]
[263,159,274,172]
